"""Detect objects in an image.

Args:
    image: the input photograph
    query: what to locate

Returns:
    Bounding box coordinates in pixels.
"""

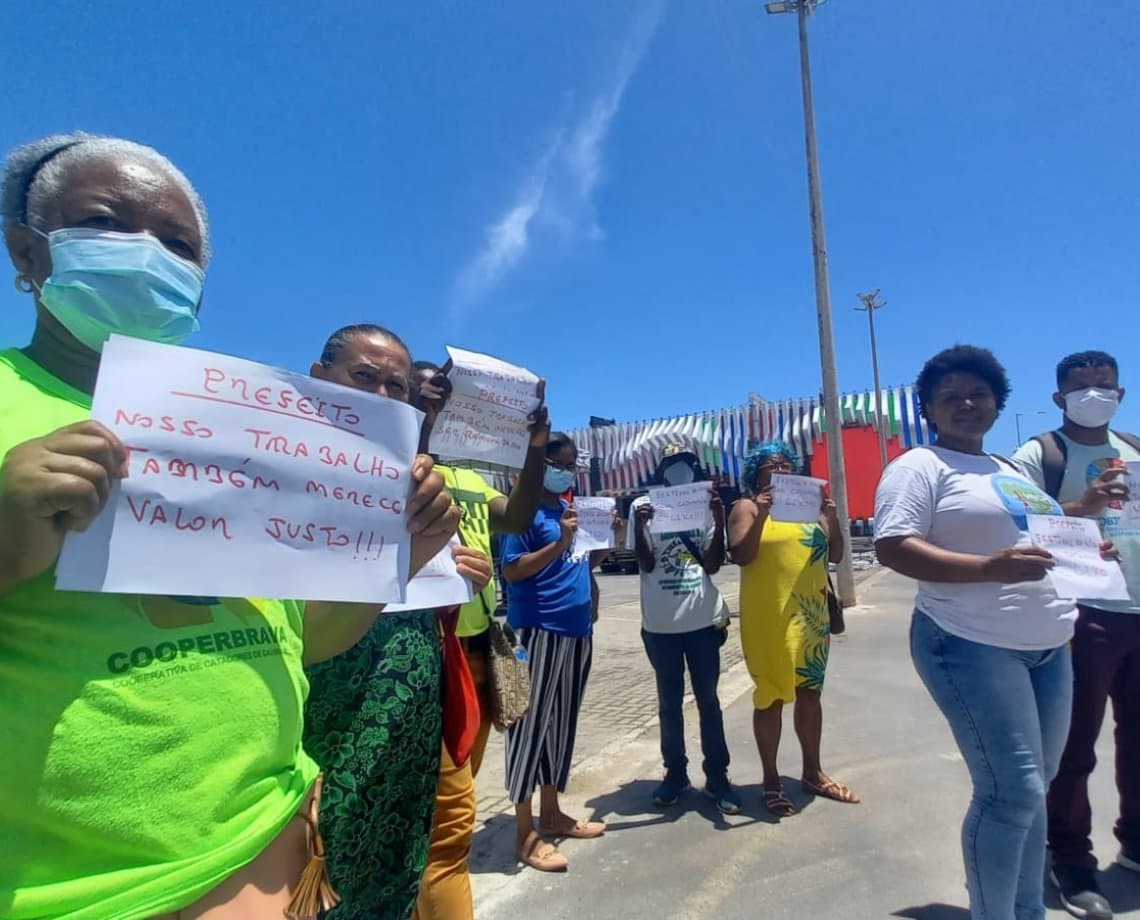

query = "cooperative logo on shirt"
[990,473,1062,528]
[661,533,702,578]
[105,624,289,682]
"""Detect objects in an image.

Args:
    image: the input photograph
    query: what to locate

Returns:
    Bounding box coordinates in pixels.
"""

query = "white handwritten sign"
[385,537,473,612]
[428,346,541,469]
[56,336,422,603]
[1121,461,1140,526]
[1027,514,1129,601]
[648,483,713,535]
[770,474,826,523]
[573,496,617,553]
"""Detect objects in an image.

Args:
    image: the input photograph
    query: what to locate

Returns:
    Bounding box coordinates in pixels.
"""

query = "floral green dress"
[303,610,442,920]
[739,521,831,710]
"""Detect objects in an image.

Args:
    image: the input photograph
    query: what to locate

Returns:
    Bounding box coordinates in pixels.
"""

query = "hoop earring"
[14,274,34,294]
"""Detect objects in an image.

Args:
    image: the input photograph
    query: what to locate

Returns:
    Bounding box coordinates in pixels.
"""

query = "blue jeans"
[910,611,1073,920]
[641,626,731,785]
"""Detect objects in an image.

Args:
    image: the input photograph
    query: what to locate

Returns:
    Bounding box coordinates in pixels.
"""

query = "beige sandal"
[539,818,606,839]
[518,837,568,872]
[802,777,861,804]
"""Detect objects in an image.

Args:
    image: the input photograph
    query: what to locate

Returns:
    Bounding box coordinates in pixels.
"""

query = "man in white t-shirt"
[1014,350,1140,920]
[628,445,740,814]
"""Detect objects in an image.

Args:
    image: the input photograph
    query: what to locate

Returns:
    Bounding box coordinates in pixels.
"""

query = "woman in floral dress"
[728,441,859,817]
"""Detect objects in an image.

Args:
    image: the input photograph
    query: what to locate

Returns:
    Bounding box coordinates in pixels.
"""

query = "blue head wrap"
[741,440,801,495]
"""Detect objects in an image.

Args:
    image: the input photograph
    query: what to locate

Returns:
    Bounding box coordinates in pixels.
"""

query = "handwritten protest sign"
[428,346,541,469]
[770,474,826,523]
[1027,514,1129,601]
[1121,462,1140,526]
[56,336,422,603]
[573,496,617,553]
[385,537,472,612]
[648,483,713,535]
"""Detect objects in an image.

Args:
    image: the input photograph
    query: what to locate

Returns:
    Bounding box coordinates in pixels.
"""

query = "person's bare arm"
[632,502,656,572]
[704,490,726,574]
[489,381,550,534]
[503,507,575,583]
[1063,467,1130,517]
[874,535,1054,584]
[820,497,844,564]
[727,490,770,567]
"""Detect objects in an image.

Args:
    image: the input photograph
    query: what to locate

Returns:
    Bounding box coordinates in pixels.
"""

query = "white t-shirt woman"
[875,445,1076,649]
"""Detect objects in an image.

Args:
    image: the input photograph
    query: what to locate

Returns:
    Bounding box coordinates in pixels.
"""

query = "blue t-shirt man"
[501,501,593,637]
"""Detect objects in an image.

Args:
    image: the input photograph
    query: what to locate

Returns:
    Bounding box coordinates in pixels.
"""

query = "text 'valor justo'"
[264,517,389,560]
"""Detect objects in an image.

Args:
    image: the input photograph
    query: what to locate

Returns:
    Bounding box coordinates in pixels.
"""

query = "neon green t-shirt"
[0,349,319,920]
[438,465,504,637]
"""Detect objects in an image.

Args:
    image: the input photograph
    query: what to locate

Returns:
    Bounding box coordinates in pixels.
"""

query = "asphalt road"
[473,570,1140,920]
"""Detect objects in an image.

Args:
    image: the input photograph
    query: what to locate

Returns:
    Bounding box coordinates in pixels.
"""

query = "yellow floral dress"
[739,520,831,709]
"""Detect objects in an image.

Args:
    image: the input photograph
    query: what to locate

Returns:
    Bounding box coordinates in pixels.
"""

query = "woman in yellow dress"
[728,441,859,817]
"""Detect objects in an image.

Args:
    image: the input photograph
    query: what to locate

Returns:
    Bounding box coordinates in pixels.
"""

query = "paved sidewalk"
[473,568,746,822]
[470,564,879,902]
[471,569,1140,918]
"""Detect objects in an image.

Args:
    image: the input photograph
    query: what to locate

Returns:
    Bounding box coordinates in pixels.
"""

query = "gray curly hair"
[1,132,211,263]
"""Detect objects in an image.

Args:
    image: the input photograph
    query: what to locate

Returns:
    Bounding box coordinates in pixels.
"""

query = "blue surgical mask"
[35,228,204,352]
[544,466,576,493]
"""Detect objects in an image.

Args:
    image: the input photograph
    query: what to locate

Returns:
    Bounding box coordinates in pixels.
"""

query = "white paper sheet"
[770,474,826,523]
[384,536,473,612]
[56,336,422,603]
[1027,513,1129,601]
[427,346,541,469]
[572,496,617,553]
[647,483,713,535]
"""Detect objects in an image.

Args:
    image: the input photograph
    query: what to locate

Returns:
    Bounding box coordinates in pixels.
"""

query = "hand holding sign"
[1027,514,1129,600]
[647,482,714,534]
[558,506,579,550]
[0,420,130,589]
[572,496,617,553]
[56,336,425,604]
[427,346,542,469]
[770,474,827,523]
[1074,465,1131,517]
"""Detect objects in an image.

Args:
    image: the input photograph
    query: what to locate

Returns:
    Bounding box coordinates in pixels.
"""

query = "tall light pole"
[857,289,889,472]
[765,0,856,606]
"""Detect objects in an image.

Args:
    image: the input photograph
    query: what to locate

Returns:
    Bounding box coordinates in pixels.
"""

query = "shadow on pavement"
[580,778,828,832]
[892,905,970,920]
[470,814,523,878]
[1092,864,1140,913]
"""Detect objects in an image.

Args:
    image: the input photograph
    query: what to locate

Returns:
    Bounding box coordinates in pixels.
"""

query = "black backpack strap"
[1031,431,1068,499]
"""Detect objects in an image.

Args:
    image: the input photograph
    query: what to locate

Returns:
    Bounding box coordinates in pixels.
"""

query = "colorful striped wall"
[568,386,931,496]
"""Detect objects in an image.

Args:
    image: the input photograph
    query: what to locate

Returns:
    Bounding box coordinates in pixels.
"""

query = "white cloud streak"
[454,0,665,307]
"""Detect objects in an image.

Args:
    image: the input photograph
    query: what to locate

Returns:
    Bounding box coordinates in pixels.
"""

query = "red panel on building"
[809,426,906,521]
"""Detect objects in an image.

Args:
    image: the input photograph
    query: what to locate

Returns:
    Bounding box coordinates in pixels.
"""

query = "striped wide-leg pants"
[504,627,593,803]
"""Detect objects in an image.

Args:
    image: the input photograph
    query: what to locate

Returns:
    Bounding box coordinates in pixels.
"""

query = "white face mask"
[1064,387,1120,429]
[662,462,695,486]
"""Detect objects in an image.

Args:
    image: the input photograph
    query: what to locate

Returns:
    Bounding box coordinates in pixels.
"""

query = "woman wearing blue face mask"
[500,431,612,872]
[0,133,459,920]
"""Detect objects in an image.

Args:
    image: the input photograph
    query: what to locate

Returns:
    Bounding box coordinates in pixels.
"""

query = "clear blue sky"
[2,0,1137,453]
